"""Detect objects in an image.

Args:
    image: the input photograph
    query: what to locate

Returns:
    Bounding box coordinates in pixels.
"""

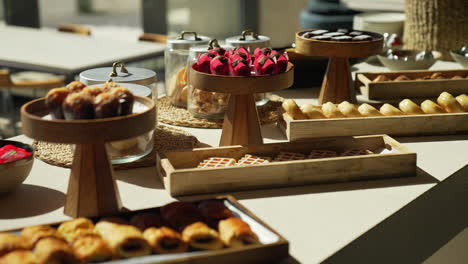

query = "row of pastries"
[283,92,468,120]
[0,200,259,263]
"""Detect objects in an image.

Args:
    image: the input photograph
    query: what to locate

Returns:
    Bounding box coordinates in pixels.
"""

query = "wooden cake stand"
[189,62,294,146]
[295,30,383,104]
[21,96,155,218]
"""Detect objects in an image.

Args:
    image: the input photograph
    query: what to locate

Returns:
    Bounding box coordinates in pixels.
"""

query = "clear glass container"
[165,31,210,107]
[79,62,157,164]
[187,40,234,120]
[226,30,272,106]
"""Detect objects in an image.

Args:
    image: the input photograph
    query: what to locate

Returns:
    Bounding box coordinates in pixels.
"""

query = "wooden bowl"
[188,62,294,94]
[21,96,156,144]
[295,30,384,58]
[0,140,34,193]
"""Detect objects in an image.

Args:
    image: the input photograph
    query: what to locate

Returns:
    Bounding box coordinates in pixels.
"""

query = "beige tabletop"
[0,25,165,75]
[1,61,467,263]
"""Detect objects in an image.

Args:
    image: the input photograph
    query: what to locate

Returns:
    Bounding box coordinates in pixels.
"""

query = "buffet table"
[1,61,467,263]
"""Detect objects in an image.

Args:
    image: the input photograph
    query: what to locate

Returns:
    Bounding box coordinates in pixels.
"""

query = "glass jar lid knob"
[208,39,221,49]
[110,61,128,77]
[177,31,201,41]
[239,29,259,41]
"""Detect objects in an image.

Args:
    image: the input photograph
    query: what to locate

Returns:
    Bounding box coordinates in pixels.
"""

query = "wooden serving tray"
[278,112,468,141]
[356,69,468,100]
[160,135,416,196]
[3,196,289,264]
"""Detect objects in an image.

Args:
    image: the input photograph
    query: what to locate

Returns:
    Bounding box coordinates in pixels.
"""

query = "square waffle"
[236,154,272,166]
[197,157,236,168]
[273,152,306,162]
[340,149,373,157]
[308,150,337,159]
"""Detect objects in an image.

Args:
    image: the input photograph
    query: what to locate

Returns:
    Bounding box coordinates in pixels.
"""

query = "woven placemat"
[32,125,199,170]
[158,95,284,128]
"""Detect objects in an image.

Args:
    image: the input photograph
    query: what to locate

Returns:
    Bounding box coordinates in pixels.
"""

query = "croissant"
[21,225,63,247]
[72,234,113,262]
[57,217,95,243]
[143,227,188,254]
[218,217,259,248]
[182,222,224,250]
[0,250,37,264]
[34,237,80,264]
[0,233,30,257]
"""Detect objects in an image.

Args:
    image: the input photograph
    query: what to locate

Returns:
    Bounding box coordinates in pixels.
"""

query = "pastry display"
[45,81,136,120]
[181,222,224,250]
[218,217,259,248]
[300,29,378,42]
[322,102,345,118]
[71,234,113,262]
[282,99,307,120]
[371,72,468,82]
[0,233,30,257]
[34,237,80,264]
[399,99,424,115]
[274,152,306,161]
[437,92,465,113]
[308,150,337,159]
[21,225,63,247]
[143,227,188,254]
[0,250,37,264]
[57,217,95,243]
[300,104,326,119]
[421,100,446,114]
[358,104,383,117]
[236,154,271,166]
[380,104,404,116]
[197,157,237,168]
[456,94,468,111]
[337,101,361,117]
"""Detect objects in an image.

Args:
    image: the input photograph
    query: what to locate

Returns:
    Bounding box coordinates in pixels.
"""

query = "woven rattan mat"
[33,125,199,170]
[158,95,284,128]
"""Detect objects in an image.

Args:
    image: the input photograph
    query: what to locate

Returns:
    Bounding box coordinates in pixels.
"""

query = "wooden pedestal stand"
[295,30,383,104]
[189,63,294,146]
[21,96,155,218]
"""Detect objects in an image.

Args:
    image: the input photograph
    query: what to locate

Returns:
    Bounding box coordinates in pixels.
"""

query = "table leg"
[318,57,356,105]
[64,143,122,218]
[219,94,263,146]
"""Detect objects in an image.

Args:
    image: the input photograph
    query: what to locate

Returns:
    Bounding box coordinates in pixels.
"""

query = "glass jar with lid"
[79,62,157,164]
[187,39,234,120]
[165,31,210,107]
[226,30,272,106]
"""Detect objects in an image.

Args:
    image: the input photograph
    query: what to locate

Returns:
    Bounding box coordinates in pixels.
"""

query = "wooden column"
[318,57,356,105]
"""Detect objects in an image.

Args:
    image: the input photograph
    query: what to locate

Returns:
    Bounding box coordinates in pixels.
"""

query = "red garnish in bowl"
[0,145,31,164]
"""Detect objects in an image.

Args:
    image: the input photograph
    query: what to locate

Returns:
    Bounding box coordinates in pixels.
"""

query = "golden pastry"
[130,212,164,231]
[58,217,95,243]
[34,237,80,264]
[322,102,345,118]
[380,104,404,116]
[21,225,63,247]
[0,233,30,257]
[300,104,326,119]
[161,202,203,232]
[455,94,468,111]
[66,81,87,93]
[399,99,424,115]
[45,87,69,119]
[358,103,382,117]
[0,250,37,264]
[143,227,188,254]
[95,221,151,259]
[421,100,446,114]
[452,75,464,80]
[372,75,390,82]
[282,99,307,120]
[430,72,446,79]
[437,92,465,113]
[337,101,361,117]
[72,234,113,262]
[218,217,259,248]
[182,222,224,250]
[394,75,411,81]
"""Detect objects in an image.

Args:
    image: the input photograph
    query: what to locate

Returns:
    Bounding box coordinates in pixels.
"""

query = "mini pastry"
[230,59,251,77]
[0,250,37,264]
[300,104,326,119]
[341,149,373,156]
[82,86,105,97]
[322,102,345,118]
[197,53,216,74]
[394,75,411,81]
[337,101,361,117]
[274,152,306,162]
[308,150,337,159]
[373,75,390,82]
[94,92,121,118]
[208,47,227,57]
[143,227,188,254]
[210,56,230,76]
[34,237,80,264]
[66,81,87,93]
[380,104,404,116]
[270,52,289,73]
[253,47,272,58]
[282,99,307,120]
[130,212,164,231]
[455,94,468,111]
[198,200,234,224]
[451,75,464,80]
[421,100,446,114]
[57,217,95,243]
[62,92,95,120]
[72,234,113,262]
[399,99,424,115]
[197,157,236,168]
[254,56,276,75]
[95,221,151,258]
[110,87,134,116]
[45,88,70,119]
[430,72,446,79]
[218,217,259,248]
[358,103,383,117]
[182,222,224,250]
[161,202,203,232]
[437,92,465,113]
[236,154,271,166]
[0,233,30,257]
[21,225,63,247]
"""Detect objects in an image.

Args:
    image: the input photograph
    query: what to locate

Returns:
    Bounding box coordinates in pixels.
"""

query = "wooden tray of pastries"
[160,135,416,196]
[356,69,468,100]
[0,196,288,264]
[278,92,468,141]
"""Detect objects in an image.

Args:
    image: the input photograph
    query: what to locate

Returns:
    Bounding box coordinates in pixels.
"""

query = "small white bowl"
[450,50,468,68]
[0,140,34,193]
[377,50,441,71]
